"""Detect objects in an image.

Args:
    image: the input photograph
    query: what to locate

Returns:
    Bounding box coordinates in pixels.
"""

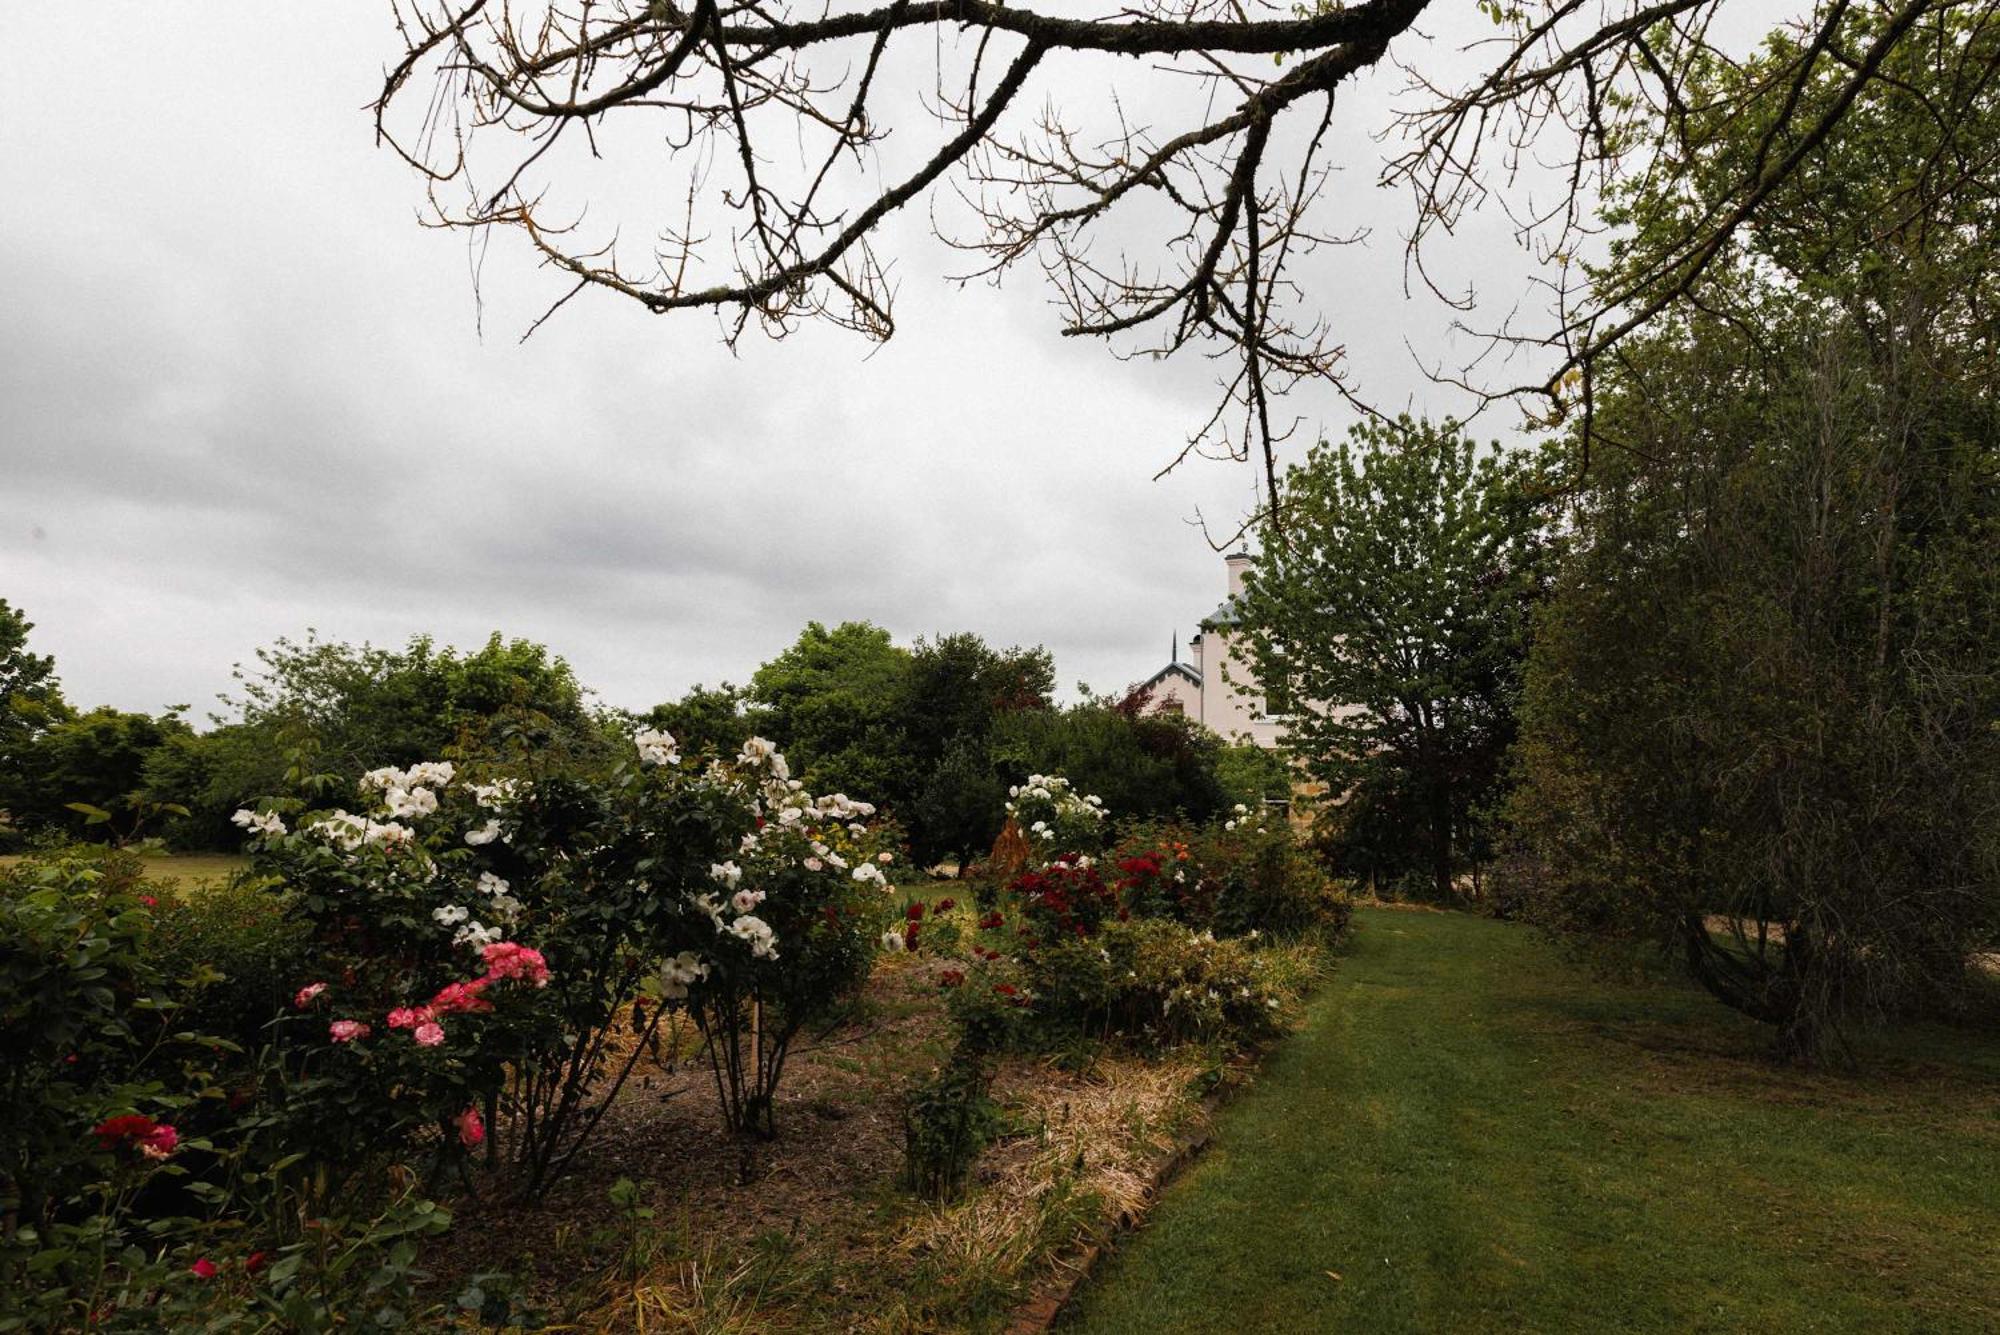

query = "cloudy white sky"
[2,3,1546,721]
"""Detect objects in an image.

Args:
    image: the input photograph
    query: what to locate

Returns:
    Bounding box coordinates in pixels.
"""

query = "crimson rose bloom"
[92,1114,178,1161]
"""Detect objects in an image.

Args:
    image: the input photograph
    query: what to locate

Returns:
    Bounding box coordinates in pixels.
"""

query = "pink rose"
[138,1122,180,1160]
[454,1106,486,1148]
[294,982,328,1009]
[328,1020,370,1043]
[386,1006,436,1030]
[412,1021,446,1047]
[481,941,551,988]
[429,978,493,1015]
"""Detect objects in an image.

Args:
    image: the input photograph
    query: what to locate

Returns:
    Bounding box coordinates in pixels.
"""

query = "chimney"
[1225,551,1252,598]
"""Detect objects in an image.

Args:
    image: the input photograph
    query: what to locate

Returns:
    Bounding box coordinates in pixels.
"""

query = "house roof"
[1199,595,1243,630]
[1137,660,1202,691]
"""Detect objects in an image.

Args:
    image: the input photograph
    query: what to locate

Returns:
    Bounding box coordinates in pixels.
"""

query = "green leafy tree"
[0,600,72,835]
[748,622,914,804]
[1213,743,1293,813]
[910,734,1011,870]
[22,708,191,842]
[641,683,753,760]
[1507,5,2000,1063]
[990,699,1227,827]
[900,633,1054,763]
[1238,417,1545,900]
[899,633,1055,865]
[137,725,270,851]
[216,630,605,805]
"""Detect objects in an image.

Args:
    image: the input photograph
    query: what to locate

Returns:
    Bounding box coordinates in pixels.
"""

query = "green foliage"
[0,850,170,1228]
[748,621,912,803]
[909,733,1009,869]
[6,706,193,842]
[1113,818,1346,940]
[1239,417,1546,902]
[746,623,1056,864]
[1009,918,1314,1051]
[0,849,448,1333]
[7,1185,456,1334]
[640,682,753,759]
[990,702,1228,827]
[0,598,72,842]
[1212,743,1291,811]
[939,813,1334,1065]
[900,633,1055,866]
[146,875,312,1055]
[138,727,249,851]
[1507,6,2000,1063]
[901,1048,1003,1202]
[901,632,1054,767]
[218,630,608,810]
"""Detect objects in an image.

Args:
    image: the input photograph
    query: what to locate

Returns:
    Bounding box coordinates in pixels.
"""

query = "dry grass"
[528,989,1227,1333]
[889,1050,1210,1320]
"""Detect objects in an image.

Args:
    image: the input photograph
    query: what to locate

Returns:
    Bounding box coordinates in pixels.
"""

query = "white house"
[1129,552,1286,749]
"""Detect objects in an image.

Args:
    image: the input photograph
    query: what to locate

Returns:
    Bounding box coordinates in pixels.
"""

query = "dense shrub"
[0,850,440,1333]
[1013,853,1124,946]
[1192,816,1346,939]
[0,850,171,1229]
[924,808,1339,1061]
[1111,816,1346,939]
[1003,773,1106,855]
[1008,918,1314,1050]
[990,703,1230,826]
[146,875,313,1055]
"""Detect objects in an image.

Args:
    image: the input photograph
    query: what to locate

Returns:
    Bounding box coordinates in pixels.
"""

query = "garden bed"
[426,949,1239,1332]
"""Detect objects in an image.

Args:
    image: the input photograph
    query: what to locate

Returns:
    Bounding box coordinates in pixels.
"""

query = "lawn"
[0,851,248,891]
[1066,906,2000,1334]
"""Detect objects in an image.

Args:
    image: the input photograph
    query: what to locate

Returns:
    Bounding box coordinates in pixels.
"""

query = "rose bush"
[1002,773,1105,855]
[237,731,903,1185]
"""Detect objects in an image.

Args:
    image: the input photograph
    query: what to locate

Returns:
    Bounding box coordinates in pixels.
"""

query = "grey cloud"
[3,3,1550,720]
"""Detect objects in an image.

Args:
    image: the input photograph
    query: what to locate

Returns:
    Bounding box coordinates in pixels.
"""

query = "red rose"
[938,968,966,988]
[906,901,925,921]
[244,1251,269,1275]
[190,1258,218,1280]
[936,898,957,913]
[93,1114,178,1160]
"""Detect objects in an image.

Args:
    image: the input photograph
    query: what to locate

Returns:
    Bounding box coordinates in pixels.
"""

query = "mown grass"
[0,851,248,892]
[1065,906,2000,1334]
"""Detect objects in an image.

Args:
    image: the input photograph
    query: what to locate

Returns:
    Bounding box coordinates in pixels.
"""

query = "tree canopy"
[1236,417,1546,899]
[0,600,70,830]
[1504,3,2000,1062]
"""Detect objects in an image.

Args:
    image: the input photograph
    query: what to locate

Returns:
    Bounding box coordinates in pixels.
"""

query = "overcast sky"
[2,3,1545,722]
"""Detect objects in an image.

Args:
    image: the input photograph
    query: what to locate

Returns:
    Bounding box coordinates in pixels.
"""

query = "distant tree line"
[0,607,1269,869]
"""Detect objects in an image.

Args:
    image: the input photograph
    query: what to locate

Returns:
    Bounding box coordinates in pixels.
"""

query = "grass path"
[1065,907,2000,1334]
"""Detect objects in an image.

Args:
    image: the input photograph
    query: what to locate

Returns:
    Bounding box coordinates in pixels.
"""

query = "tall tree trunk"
[1429,785,1453,901]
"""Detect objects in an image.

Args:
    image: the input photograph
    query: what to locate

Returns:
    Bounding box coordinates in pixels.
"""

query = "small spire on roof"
[1172,630,1179,665]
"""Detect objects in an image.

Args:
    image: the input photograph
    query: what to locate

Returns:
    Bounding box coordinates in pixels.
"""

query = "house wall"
[1196,554,1285,748]
[1197,628,1285,747]
[1147,670,1201,716]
